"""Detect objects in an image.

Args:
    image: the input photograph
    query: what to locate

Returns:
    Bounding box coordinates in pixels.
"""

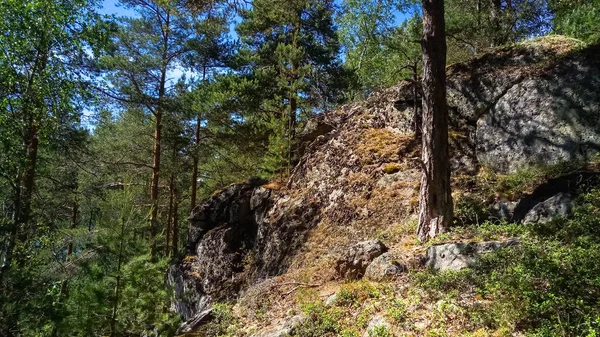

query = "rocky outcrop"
[170,38,600,332]
[426,240,520,271]
[169,183,267,322]
[448,38,600,173]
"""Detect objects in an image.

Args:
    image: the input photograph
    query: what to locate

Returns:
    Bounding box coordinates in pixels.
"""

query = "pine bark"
[190,115,200,212]
[417,0,453,242]
[149,110,162,260]
[172,196,179,257]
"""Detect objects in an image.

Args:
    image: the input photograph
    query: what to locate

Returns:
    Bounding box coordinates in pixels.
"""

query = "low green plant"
[387,297,407,323]
[292,302,342,337]
[202,302,237,337]
[339,328,360,337]
[368,325,392,337]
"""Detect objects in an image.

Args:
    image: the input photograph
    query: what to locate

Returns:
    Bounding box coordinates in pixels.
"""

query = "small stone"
[363,315,390,337]
[325,293,337,306]
[426,239,519,271]
[523,193,572,224]
[334,240,388,280]
[364,252,407,281]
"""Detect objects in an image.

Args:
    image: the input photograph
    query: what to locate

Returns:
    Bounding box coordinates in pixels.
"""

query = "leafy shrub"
[291,302,342,337]
[387,297,407,323]
[367,325,392,337]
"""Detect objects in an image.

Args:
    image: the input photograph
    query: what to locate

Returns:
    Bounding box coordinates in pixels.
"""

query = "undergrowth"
[416,188,600,336]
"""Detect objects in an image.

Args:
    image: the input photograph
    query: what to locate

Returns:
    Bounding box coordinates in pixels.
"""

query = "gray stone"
[335,240,388,280]
[176,308,214,335]
[251,315,305,337]
[364,252,408,281]
[426,240,519,271]
[523,193,572,224]
[363,315,390,337]
[324,293,337,306]
[489,199,519,221]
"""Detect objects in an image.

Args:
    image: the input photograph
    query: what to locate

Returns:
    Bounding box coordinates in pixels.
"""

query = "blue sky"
[99,0,411,26]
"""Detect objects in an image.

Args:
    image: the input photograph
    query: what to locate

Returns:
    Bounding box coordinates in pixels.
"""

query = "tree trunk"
[110,218,126,337]
[172,196,179,257]
[1,99,40,279]
[190,65,206,213]
[165,173,175,256]
[51,201,78,337]
[417,0,453,242]
[150,110,162,260]
[190,116,200,212]
[412,61,422,141]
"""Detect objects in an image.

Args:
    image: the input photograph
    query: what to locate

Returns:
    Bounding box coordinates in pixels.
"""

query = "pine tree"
[235,0,347,175]
[417,0,453,242]
[99,0,226,259]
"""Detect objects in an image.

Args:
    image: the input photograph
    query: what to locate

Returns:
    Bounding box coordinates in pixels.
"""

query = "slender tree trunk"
[150,109,162,260]
[165,173,175,256]
[190,65,207,213]
[1,87,41,280]
[51,201,78,337]
[190,116,200,211]
[417,0,453,242]
[110,217,126,337]
[172,196,179,257]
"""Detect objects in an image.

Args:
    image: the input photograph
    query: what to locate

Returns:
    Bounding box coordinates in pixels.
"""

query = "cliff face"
[169,37,600,334]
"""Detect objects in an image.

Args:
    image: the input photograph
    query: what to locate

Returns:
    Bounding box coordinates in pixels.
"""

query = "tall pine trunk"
[412,60,422,140]
[190,65,206,213]
[417,0,453,242]
[172,195,179,257]
[150,110,162,260]
[150,10,170,260]
[165,173,174,256]
[51,201,78,337]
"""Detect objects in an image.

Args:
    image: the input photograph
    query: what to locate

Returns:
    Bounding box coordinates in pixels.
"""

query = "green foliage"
[445,0,553,62]
[387,297,407,323]
[292,302,342,337]
[552,0,600,43]
[338,0,421,96]
[200,302,237,337]
[417,187,600,336]
[368,325,392,337]
[454,195,489,226]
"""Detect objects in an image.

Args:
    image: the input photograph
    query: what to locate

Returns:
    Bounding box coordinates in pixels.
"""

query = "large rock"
[364,252,408,281]
[169,183,271,325]
[426,240,519,271]
[335,240,388,280]
[170,183,321,331]
[523,192,572,224]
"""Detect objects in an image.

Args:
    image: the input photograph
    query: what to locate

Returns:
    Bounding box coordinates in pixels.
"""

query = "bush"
[291,302,342,337]
[415,187,600,336]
